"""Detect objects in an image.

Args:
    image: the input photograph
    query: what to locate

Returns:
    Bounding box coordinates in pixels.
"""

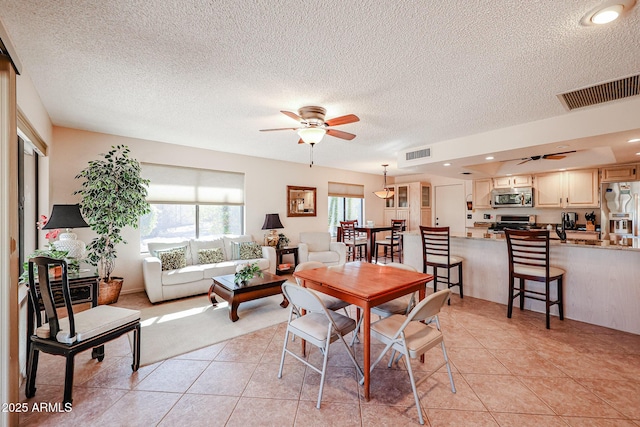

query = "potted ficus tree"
[74,145,150,304]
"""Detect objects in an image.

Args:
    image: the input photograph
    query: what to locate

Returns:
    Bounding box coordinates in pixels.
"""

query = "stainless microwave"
[491,187,533,208]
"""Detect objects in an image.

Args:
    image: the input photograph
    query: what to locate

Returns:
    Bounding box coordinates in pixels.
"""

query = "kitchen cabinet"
[533,168,599,208]
[600,164,637,183]
[492,175,532,189]
[472,179,493,209]
[384,182,430,230]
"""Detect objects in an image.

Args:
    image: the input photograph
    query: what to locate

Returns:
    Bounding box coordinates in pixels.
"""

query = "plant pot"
[99,277,124,305]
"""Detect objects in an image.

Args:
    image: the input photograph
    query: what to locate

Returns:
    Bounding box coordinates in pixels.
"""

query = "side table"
[275,246,299,275]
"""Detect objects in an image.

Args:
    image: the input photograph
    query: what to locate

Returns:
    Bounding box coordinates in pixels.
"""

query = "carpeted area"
[124,291,291,366]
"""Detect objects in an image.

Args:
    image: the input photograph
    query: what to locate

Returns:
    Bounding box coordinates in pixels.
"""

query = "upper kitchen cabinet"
[472,178,493,209]
[385,182,431,230]
[533,169,599,208]
[492,175,532,189]
[600,164,638,183]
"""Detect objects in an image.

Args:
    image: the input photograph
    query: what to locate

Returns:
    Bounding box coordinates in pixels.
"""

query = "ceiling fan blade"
[325,114,360,127]
[259,127,299,132]
[326,129,356,140]
[280,110,302,122]
[517,158,532,165]
[298,138,305,144]
[544,155,566,160]
[543,150,576,159]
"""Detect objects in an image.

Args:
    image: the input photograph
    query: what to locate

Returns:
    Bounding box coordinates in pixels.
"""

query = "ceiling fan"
[260,106,359,144]
[516,150,576,165]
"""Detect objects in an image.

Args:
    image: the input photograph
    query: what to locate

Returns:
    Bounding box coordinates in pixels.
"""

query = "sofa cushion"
[198,247,225,264]
[158,247,188,271]
[237,242,263,260]
[300,232,331,252]
[224,235,254,260]
[308,250,340,264]
[190,238,225,264]
[162,265,205,286]
[148,240,190,260]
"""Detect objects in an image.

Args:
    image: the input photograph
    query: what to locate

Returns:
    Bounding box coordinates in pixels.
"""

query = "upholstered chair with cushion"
[298,232,346,266]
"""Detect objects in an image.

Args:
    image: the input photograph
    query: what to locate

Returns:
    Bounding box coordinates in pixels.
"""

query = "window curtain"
[141,163,244,205]
[328,181,364,198]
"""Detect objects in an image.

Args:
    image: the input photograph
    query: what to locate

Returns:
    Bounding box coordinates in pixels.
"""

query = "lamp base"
[54,231,86,259]
[264,230,279,247]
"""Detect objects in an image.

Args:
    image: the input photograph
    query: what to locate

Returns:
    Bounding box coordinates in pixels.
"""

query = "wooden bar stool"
[340,220,367,261]
[505,229,565,329]
[419,226,463,305]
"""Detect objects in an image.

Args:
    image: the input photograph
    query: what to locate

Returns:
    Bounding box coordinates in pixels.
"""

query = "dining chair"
[340,220,367,261]
[278,282,363,409]
[419,226,463,305]
[350,262,418,346]
[505,229,565,329]
[294,262,350,315]
[375,219,405,263]
[368,288,456,425]
[25,256,141,404]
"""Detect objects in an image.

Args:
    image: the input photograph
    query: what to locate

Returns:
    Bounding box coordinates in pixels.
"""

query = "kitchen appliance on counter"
[489,215,537,233]
[561,212,578,230]
[491,187,533,208]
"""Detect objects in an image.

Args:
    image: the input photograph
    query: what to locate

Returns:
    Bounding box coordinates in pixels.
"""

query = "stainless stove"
[489,215,537,233]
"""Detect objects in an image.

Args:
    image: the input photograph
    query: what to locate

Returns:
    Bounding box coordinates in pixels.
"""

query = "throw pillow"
[198,247,224,264]
[158,247,187,271]
[238,242,264,260]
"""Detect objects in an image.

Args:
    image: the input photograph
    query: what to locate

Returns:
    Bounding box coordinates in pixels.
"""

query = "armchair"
[298,232,346,266]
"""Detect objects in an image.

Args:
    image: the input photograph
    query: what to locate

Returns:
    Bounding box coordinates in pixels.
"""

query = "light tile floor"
[19,291,640,426]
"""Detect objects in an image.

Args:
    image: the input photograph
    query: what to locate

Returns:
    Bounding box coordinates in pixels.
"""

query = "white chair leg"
[404,348,425,425]
[316,340,331,409]
[277,329,290,378]
[441,341,456,393]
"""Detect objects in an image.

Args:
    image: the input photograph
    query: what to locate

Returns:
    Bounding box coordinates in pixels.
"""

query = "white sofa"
[298,232,347,266]
[142,235,276,303]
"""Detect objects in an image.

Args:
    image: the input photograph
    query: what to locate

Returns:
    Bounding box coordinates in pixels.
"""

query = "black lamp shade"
[261,213,284,230]
[42,204,89,229]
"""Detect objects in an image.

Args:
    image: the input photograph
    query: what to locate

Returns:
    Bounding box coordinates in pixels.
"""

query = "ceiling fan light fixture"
[373,164,395,200]
[297,127,326,144]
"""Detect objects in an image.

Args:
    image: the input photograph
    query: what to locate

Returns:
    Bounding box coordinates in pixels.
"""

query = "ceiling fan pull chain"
[309,142,315,167]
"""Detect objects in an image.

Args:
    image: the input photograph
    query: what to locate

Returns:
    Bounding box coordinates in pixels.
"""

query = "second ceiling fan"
[516,150,576,165]
[260,106,359,144]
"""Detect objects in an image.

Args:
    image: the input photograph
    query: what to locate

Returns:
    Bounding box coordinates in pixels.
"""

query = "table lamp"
[42,204,90,259]
[261,213,284,247]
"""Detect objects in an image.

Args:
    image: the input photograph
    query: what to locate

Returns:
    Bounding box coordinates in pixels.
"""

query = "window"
[140,204,243,252]
[139,164,245,252]
[327,182,365,236]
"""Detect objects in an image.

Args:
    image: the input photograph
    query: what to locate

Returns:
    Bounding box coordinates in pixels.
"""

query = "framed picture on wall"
[287,186,316,217]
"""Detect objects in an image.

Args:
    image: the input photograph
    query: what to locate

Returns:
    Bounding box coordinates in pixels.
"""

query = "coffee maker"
[562,212,578,230]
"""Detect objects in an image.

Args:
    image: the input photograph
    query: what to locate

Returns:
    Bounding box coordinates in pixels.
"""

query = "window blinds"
[328,182,364,198]
[141,163,244,205]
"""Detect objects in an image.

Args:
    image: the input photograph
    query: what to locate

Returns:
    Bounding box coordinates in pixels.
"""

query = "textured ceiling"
[1,0,639,177]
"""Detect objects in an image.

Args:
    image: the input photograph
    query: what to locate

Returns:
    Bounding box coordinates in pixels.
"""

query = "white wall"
[50,126,386,294]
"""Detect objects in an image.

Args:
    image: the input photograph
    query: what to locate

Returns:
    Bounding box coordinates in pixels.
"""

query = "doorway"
[434,184,465,233]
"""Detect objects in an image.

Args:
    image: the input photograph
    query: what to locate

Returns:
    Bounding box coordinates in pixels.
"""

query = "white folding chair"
[350,262,418,346]
[368,288,456,425]
[278,282,363,409]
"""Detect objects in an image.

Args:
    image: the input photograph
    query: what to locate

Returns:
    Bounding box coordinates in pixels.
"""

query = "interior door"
[434,184,465,233]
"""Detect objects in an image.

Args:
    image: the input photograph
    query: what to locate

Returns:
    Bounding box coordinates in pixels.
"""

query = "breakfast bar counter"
[402,231,640,335]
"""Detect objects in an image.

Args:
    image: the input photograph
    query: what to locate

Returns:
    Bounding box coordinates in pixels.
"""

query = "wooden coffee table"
[209,271,288,322]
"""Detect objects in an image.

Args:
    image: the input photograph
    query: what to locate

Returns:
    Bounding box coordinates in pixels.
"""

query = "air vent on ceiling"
[405,147,431,161]
[558,74,640,111]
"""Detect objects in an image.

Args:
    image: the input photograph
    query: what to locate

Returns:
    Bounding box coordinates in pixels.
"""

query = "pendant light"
[373,164,395,199]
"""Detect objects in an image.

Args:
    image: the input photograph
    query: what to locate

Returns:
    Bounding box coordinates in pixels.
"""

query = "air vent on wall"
[405,147,431,161]
[558,74,640,111]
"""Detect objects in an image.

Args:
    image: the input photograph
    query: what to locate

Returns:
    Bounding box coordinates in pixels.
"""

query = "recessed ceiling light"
[636,152,640,156]
[556,145,569,149]
[443,163,451,167]
[559,168,567,171]
[506,174,512,176]
[628,138,640,143]
[592,4,624,24]
[581,1,634,26]
[485,156,494,160]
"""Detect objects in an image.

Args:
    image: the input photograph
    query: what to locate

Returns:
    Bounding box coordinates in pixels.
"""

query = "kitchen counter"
[402,231,640,335]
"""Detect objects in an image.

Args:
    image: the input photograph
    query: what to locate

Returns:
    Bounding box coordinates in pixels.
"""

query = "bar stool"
[419,226,463,305]
[375,219,404,263]
[505,229,564,329]
[340,220,367,261]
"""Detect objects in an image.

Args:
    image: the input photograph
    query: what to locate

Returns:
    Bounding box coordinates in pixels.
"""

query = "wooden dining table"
[293,261,433,400]
[337,224,393,263]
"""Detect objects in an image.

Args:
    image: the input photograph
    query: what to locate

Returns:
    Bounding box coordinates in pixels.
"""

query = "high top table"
[293,261,433,400]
